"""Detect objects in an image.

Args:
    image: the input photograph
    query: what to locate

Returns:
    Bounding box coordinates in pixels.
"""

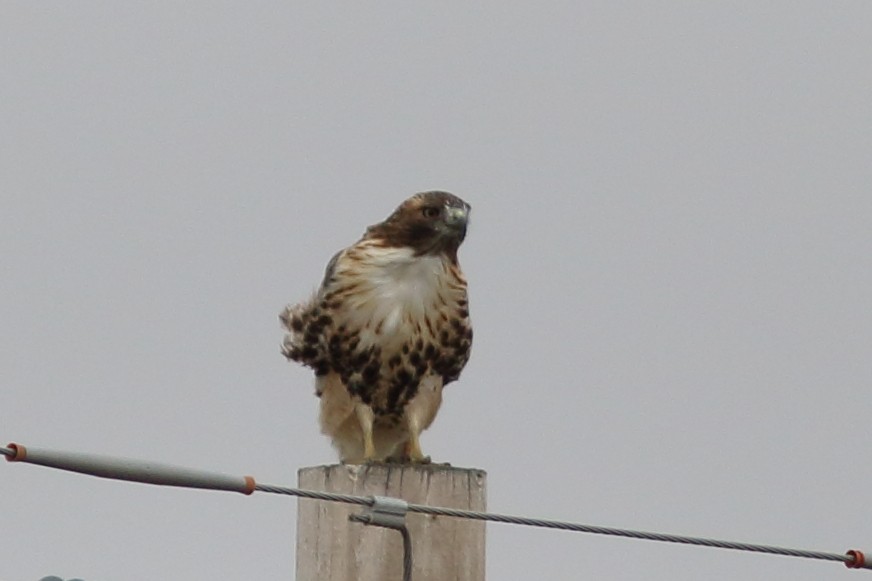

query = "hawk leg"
[354,403,377,461]
[403,418,431,464]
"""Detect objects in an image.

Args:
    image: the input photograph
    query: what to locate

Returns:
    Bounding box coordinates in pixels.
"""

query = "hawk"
[280,191,472,463]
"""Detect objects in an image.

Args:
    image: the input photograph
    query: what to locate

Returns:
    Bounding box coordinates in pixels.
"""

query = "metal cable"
[254,482,372,506]
[403,503,848,564]
[251,474,848,566]
[349,512,414,581]
[399,525,413,581]
[1,444,857,569]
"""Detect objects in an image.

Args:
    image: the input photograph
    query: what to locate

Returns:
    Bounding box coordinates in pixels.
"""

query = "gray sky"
[3,3,871,580]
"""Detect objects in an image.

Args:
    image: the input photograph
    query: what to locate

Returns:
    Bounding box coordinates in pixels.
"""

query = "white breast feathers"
[334,245,459,350]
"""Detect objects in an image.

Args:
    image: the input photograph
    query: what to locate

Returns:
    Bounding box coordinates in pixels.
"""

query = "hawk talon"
[383,454,432,465]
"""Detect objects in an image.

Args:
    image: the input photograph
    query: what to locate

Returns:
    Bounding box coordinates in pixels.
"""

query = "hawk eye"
[421,206,441,219]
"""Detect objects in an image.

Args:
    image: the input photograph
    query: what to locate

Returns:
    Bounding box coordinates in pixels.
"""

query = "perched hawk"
[280,191,472,463]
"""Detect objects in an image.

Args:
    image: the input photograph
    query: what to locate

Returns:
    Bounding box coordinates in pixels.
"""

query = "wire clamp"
[350,495,409,530]
[349,496,414,580]
[846,549,872,570]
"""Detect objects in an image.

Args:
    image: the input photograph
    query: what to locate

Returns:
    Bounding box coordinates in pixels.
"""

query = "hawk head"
[364,191,471,259]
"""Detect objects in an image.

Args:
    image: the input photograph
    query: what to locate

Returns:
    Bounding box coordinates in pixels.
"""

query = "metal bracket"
[349,495,409,529]
[350,495,413,581]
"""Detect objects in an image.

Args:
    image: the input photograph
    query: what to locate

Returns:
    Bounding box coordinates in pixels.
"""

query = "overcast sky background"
[3,3,872,580]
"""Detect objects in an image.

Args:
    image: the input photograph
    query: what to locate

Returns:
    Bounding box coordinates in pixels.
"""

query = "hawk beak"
[444,206,469,229]
[442,205,469,242]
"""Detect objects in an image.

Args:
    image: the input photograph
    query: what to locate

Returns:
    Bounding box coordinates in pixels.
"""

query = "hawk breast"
[335,245,470,415]
[342,250,450,350]
[283,242,472,417]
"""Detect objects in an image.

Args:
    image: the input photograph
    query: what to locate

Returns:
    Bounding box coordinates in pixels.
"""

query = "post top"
[298,463,487,480]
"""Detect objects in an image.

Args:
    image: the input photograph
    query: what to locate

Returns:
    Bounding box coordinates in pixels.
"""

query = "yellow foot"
[354,403,377,462]
[363,440,376,462]
[385,452,431,464]
[403,438,431,464]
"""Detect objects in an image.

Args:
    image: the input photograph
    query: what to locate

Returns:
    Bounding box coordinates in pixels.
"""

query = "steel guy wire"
[3,442,868,571]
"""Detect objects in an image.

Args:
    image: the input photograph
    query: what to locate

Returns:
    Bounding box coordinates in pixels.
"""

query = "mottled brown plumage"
[280,191,472,463]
